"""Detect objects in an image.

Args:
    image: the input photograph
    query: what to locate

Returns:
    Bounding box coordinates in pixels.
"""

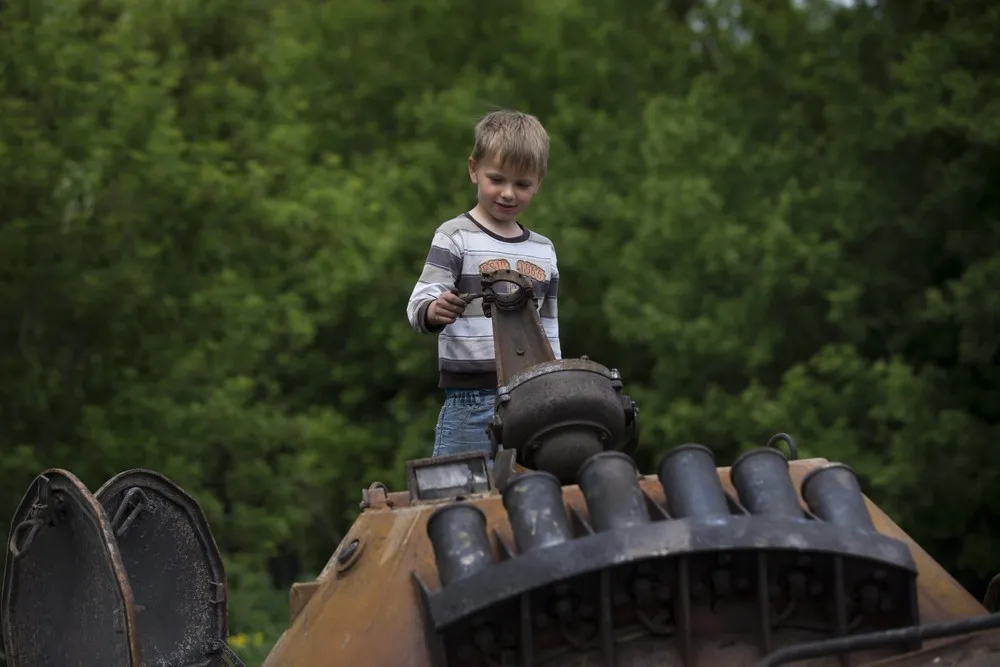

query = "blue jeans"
[433,389,497,458]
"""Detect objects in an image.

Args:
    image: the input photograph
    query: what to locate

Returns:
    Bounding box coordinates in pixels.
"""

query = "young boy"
[406,109,562,459]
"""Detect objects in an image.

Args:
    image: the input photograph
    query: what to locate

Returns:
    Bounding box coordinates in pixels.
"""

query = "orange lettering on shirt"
[516,260,546,282]
[479,259,511,273]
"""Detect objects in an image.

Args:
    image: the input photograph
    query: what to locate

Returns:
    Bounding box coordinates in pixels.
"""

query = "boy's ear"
[468,156,478,183]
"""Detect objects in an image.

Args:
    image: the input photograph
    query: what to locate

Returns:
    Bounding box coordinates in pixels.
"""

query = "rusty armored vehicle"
[2,270,999,667]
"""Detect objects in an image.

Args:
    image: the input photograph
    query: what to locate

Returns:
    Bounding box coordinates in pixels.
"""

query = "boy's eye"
[486,174,534,188]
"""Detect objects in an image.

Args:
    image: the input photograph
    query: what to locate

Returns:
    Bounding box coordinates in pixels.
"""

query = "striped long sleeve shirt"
[407,212,561,389]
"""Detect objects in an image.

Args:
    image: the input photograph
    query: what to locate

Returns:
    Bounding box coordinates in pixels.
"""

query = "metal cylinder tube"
[800,463,875,531]
[502,471,574,553]
[657,444,731,519]
[426,504,494,586]
[577,452,650,532]
[729,448,804,519]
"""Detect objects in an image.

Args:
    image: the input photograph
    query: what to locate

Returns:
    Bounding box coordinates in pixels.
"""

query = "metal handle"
[766,432,798,461]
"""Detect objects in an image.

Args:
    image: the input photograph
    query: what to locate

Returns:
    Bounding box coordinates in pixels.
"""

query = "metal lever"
[458,291,483,304]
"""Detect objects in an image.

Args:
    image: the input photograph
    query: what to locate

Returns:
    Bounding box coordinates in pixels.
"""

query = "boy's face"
[468,156,542,224]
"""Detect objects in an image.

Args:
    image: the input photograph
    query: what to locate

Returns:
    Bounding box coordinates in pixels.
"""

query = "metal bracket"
[206,639,248,667]
[8,475,52,561]
[359,482,391,511]
[109,487,149,538]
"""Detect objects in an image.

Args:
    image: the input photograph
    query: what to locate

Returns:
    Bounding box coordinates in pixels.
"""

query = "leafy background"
[1,0,997,664]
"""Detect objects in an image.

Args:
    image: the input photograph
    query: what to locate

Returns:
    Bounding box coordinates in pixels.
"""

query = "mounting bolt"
[337,539,359,565]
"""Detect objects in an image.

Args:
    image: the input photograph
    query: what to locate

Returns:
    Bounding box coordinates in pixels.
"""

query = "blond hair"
[471,109,550,180]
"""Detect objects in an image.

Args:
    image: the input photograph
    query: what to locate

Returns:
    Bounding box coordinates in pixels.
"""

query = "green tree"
[1,1,997,663]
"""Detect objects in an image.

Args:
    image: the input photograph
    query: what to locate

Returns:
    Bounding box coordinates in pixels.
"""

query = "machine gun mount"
[466,269,638,483]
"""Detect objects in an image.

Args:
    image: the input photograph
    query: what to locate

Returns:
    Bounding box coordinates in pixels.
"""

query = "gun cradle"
[475,269,637,483]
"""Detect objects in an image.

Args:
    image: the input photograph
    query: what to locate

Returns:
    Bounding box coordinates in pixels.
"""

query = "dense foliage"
[1,0,997,663]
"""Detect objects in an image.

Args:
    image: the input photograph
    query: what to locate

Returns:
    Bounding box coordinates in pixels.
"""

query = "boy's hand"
[427,291,468,327]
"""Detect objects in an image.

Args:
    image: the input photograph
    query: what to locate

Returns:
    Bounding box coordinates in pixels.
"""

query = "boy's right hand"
[426,291,468,327]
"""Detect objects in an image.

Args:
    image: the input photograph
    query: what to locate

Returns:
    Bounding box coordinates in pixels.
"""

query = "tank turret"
[2,270,998,667]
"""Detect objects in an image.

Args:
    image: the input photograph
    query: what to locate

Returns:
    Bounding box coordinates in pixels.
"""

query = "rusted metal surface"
[288,580,322,624]
[260,452,991,667]
[2,469,140,667]
[477,269,639,482]
[95,469,230,667]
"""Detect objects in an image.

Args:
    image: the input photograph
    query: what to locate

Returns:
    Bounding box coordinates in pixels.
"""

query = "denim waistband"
[443,388,497,405]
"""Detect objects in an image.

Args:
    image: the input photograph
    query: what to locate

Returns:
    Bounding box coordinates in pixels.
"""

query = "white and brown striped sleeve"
[406,226,463,334]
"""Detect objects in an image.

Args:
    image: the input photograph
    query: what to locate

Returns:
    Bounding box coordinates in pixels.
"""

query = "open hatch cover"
[95,469,230,667]
[2,469,140,667]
